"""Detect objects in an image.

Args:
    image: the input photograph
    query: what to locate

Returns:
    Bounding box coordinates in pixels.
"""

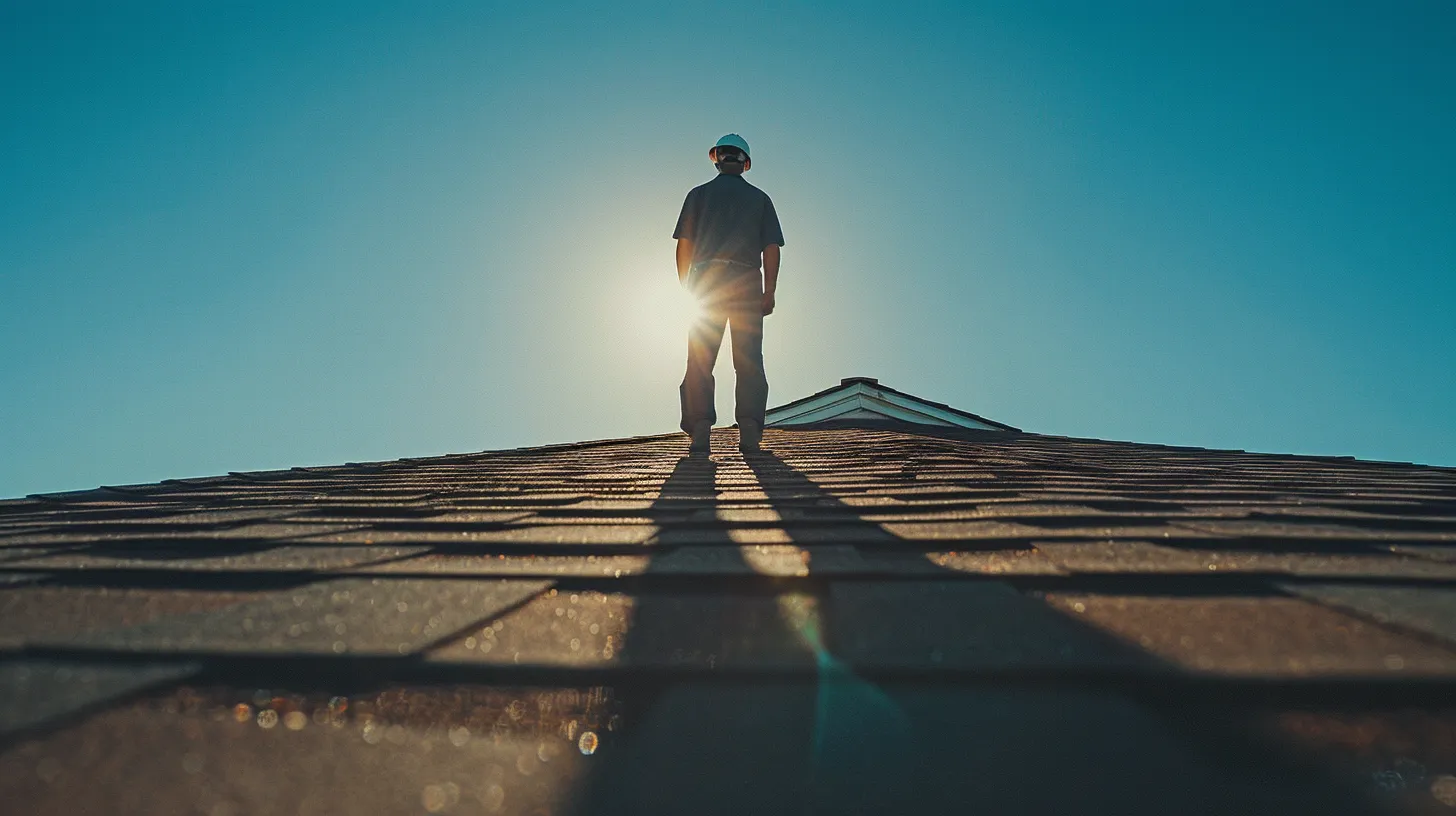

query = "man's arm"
[761,243,780,316]
[676,238,694,284]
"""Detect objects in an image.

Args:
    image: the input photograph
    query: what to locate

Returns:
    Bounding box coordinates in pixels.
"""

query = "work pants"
[679,265,768,433]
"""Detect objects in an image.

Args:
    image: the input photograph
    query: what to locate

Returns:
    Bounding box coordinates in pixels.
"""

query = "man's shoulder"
[723,175,774,201]
[687,174,774,202]
[740,177,777,205]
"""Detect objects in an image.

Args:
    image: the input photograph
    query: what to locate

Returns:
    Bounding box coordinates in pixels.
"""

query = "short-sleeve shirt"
[672,173,785,269]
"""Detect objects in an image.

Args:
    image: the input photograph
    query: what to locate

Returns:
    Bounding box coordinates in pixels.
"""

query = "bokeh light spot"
[578,731,599,755]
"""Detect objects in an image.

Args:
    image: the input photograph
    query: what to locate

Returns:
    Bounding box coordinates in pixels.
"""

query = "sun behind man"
[673,133,785,455]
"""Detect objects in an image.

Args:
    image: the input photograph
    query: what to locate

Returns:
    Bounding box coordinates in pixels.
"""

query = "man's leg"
[680,310,728,435]
[727,286,768,439]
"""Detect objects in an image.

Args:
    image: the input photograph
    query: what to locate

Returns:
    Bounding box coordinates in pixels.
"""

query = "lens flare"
[615,270,713,368]
[675,285,707,327]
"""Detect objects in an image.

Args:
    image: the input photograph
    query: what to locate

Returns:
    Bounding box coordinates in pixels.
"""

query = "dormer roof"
[764,376,1019,431]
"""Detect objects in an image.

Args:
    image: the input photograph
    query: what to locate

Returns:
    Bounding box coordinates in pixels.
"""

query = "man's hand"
[762,291,776,316]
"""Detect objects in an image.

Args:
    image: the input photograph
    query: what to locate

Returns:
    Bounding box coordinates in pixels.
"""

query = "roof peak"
[766,377,1018,431]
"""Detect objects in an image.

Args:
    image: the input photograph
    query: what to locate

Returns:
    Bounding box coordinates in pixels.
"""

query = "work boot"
[688,421,712,455]
[738,420,762,454]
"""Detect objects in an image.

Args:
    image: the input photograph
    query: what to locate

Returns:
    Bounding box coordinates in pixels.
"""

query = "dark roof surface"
[4,425,1456,814]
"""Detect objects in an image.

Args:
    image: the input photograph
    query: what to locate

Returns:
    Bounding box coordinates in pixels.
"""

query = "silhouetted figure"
[674,133,784,454]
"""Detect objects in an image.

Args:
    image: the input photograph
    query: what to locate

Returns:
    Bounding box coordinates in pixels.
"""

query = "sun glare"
[633,276,705,331]
[617,270,711,363]
[674,284,707,327]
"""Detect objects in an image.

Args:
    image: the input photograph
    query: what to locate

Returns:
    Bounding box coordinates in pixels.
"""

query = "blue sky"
[3,1,1454,497]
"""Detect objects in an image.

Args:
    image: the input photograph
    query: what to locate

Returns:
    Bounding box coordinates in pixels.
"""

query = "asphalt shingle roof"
[3,424,1456,813]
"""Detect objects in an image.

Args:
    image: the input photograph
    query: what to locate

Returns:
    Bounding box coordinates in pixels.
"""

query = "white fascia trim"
[867,390,1003,430]
[766,383,1002,430]
[766,392,872,425]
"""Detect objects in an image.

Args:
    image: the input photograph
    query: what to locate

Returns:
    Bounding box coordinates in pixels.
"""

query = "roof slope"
[3,426,1456,813]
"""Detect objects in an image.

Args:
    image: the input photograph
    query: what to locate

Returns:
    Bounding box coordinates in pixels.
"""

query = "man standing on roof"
[674,133,785,455]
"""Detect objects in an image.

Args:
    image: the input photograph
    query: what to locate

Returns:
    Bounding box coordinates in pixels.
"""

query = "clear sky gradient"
[3,1,1454,497]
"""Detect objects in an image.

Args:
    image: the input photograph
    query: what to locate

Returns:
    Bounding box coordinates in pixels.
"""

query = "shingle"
[0,683,610,814]
[46,578,550,656]
[684,525,894,545]
[647,544,869,576]
[1038,593,1456,676]
[1033,540,1456,578]
[557,499,658,512]
[0,525,57,541]
[308,524,658,546]
[1034,540,1217,572]
[25,488,132,503]
[881,519,1202,541]
[0,522,367,545]
[354,552,653,578]
[4,545,428,573]
[0,586,262,648]
[0,547,61,565]
[430,588,819,670]
[1280,584,1456,650]
[1390,544,1456,563]
[829,581,1148,671]
[857,501,1167,521]
[921,548,1067,575]
[87,508,291,527]
[0,659,197,737]
[723,528,798,544]
[1177,519,1456,542]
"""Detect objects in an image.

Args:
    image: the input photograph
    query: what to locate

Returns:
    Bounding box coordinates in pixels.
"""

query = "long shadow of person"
[562,449,826,814]
[740,448,1377,816]
[565,443,1372,815]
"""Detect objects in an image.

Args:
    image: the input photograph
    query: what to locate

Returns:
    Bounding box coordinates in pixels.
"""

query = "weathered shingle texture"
[3,426,1456,814]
